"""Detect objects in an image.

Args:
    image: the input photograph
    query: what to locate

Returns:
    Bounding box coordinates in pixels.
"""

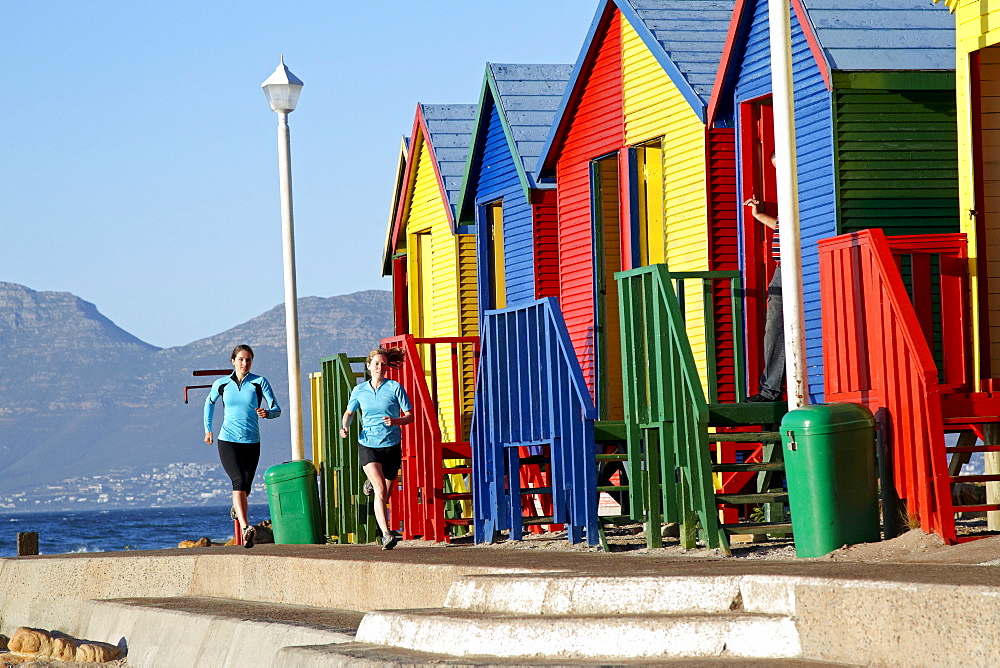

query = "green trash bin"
[781,402,880,558]
[264,460,324,545]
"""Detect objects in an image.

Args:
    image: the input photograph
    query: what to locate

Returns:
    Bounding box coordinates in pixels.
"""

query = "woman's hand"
[383,416,395,427]
[204,432,213,445]
[256,408,268,418]
[339,427,348,438]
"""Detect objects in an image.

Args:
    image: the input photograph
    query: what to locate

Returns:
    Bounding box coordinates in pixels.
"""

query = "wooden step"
[596,453,628,462]
[522,515,555,525]
[946,445,1000,454]
[597,485,630,493]
[707,431,781,444]
[441,492,472,501]
[442,467,471,475]
[955,531,1000,543]
[520,487,552,495]
[712,462,785,473]
[722,522,793,535]
[949,474,1000,483]
[707,402,787,428]
[595,420,627,441]
[444,518,473,526]
[716,492,788,505]
[953,504,1000,513]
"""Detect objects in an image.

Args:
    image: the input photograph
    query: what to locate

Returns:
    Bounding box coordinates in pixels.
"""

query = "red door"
[739,97,777,390]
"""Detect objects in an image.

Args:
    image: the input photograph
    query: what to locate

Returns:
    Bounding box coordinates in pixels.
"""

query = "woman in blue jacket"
[340,347,413,550]
[204,344,281,548]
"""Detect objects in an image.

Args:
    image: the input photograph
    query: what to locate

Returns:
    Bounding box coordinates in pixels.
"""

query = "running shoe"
[381,532,398,550]
[363,479,373,496]
[242,525,256,549]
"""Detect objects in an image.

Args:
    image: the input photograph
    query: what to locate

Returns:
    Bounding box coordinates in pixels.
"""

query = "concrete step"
[444,574,749,615]
[355,608,801,661]
[277,641,843,667]
[441,573,812,617]
[77,596,362,667]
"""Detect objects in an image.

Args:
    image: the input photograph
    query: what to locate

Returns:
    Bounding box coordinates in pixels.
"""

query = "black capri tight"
[217,440,261,493]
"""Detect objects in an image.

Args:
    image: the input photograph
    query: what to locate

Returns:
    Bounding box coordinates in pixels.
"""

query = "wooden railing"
[381,334,478,542]
[615,265,728,549]
[471,298,599,545]
[820,229,961,542]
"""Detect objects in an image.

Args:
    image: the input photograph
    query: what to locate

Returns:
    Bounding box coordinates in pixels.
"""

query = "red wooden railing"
[820,229,964,543]
[381,334,478,542]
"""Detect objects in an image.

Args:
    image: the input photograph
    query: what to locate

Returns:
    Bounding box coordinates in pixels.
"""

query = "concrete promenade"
[1,541,999,666]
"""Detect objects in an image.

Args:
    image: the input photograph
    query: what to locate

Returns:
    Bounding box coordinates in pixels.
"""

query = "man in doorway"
[743,152,783,403]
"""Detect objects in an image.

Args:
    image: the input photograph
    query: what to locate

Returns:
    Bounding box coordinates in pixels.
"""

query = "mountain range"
[0,282,392,496]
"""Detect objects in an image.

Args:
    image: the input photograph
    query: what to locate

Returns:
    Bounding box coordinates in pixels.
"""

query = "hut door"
[485,201,507,310]
[411,231,434,338]
[633,139,666,267]
[591,153,625,420]
[739,97,777,389]
[973,47,1000,381]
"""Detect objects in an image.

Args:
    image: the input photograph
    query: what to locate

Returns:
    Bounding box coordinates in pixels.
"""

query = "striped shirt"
[772,219,780,263]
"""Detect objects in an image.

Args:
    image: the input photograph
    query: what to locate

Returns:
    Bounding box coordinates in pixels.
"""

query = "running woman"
[340,346,413,549]
[204,344,281,548]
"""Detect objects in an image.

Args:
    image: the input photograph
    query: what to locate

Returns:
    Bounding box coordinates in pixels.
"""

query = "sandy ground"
[390,517,1000,566]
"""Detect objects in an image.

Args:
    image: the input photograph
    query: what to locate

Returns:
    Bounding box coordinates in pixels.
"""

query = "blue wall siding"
[732,0,834,404]
[790,10,835,405]
[472,98,536,319]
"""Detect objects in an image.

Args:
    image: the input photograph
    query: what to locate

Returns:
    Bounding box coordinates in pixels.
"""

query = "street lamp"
[262,55,306,460]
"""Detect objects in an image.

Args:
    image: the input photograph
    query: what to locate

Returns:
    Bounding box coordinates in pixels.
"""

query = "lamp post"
[262,56,306,460]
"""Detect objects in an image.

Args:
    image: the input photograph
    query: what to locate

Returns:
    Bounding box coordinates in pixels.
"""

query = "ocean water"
[0,505,271,557]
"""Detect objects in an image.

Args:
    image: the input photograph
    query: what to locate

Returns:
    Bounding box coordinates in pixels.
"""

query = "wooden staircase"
[615,265,792,553]
[707,404,791,543]
[820,229,1000,543]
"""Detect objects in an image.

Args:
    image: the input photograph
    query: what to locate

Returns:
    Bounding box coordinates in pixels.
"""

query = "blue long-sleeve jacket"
[204,372,281,443]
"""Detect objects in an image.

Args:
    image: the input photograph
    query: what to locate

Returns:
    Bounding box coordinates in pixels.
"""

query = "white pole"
[277,110,305,460]
[768,0,809,409]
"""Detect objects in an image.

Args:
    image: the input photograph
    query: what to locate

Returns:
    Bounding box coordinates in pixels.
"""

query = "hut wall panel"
[833,76,959,238]
[955,5,1000,384]
[622,15,712,390]
[791,8,835,404]
[555,9,624,399]
[473,99,535,314]
[405,135,463,441]
[533,188,560,299]
[732,0,834,403]
[707,127,740,401]
[977,49,1000,376]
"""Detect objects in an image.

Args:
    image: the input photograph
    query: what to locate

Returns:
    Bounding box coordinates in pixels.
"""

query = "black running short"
[217,440,261,493]
[358,443,402,481]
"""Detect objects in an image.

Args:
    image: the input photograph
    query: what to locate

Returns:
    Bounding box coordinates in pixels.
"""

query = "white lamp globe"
[261,55,303,113]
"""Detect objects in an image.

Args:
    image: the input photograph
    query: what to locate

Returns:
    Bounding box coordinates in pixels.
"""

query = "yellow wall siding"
[402,133,473,441]
[621,15,711,390]
[953,1,1000,381]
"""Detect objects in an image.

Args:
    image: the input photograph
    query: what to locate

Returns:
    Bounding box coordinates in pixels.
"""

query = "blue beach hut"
[707,0,957,402]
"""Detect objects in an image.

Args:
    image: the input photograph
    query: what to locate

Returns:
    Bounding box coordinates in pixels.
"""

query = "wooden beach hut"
[708,0,959,402]
[454,63,572,535]
[815,0,1000,543]
[472,0,737,546]
[455,63,572,317]
[381,103,480,542]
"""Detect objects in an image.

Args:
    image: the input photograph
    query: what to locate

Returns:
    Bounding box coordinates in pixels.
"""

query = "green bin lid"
[264,460,318,484]
[779,402,874,435]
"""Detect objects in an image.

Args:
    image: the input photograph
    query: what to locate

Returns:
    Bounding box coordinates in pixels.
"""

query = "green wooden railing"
[319,354,378,544]
[615,265,746,549]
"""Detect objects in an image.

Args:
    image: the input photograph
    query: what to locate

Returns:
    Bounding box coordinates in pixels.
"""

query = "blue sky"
[1,1,599,348]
